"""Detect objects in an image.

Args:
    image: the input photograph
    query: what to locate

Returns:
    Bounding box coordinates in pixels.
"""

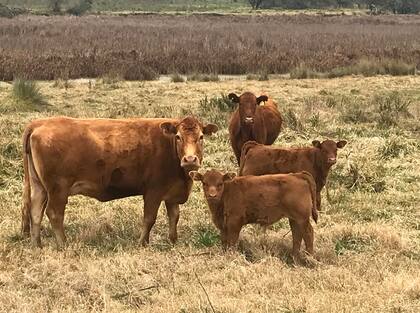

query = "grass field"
[1,14,419,80]
[0,75,419,312]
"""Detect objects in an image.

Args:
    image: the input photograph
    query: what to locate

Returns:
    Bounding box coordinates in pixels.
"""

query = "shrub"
[373,92,412,128]
[187,74,219,82]
[290,65,321,79]
[49,0,63,13]
[170,73,185,83]
[198,94,234,126]
[193,227,219,248]
[378,136,414,159]
[67,0,93,16]
[283,108,304,132]
[12,79,48,108]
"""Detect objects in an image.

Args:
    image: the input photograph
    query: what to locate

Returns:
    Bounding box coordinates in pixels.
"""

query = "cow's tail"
[239,141,259,175]
[299,171,318,223]
[21,125,33,236]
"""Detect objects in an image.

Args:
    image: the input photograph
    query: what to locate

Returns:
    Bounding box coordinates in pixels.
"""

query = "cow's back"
[240,144,316,179]
[258,99,282,144]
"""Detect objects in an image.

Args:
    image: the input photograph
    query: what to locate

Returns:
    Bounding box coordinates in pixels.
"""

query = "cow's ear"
[228,93,240,103]
[223,172,236,182]
[337,140,347,149]
[160,122,177,135]
[312,140,322,149]
[256,95,268,105]
[189,171,203,181]
[203,124,218,135]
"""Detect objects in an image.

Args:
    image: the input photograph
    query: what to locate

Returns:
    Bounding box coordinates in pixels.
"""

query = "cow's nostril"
[184,155,198,163]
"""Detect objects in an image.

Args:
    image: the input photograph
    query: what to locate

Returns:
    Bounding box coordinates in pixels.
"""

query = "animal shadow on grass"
[238,232,318,267]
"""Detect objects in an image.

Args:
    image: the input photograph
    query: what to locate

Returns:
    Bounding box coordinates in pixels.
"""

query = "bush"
[198,94,234,126]
[192,226,219,248]
[67,0,93,16]
[290,65,322,79]
[12,79,48,108]
[283,108,304,132]
[49,0,63,13]
[373,92,412,128]
[170,73,185,83]
[187,74,219,82]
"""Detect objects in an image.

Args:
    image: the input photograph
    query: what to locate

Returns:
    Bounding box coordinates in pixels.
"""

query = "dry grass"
[0,76,419,312]
[1,14,420,80]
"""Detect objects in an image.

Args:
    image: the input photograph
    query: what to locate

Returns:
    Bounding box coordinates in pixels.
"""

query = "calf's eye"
[175,134,181,141]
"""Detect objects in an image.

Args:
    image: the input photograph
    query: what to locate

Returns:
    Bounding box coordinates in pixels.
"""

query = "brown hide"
[191,169,317,260]
[239,140,347,210]
[21,116,218,248]
[228,92,282,165]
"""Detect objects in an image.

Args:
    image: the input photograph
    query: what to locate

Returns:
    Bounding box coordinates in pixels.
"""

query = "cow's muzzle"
[327,157,337,165]
[244,117,254,125]
[181,155,200,170]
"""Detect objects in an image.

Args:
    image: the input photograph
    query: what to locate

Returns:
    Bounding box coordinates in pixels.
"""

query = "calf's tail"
[21,126,33,236]
[239,141,259,175]
[299,171,318,223]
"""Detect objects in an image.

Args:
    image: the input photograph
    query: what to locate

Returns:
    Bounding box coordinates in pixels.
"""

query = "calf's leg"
[223,218,242,249]
[165,201,180,244]
[289,219,303,262]
[140,193,161,246]
[302,221,314,255]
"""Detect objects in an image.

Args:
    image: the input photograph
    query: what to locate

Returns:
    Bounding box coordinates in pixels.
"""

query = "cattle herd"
[20,91,346,263]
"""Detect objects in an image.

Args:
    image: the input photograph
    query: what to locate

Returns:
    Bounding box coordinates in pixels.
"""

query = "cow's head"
[228,92,268,126]
[160,117,218,172]
[189,169,236,204]
[312,139,347,166]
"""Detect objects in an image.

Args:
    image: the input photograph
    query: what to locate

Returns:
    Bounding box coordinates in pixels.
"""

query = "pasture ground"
[0,76,419,312]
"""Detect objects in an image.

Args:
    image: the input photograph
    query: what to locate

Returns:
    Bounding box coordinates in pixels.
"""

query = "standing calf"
[228,92,282,165]
[190,169,318,261]
[239,139,347,210]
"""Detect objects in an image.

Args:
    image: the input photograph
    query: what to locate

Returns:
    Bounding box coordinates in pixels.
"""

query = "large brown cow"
[228,92,282,165]
[239,139,347,210]
[190,169,317,261]
[21,116,218,248]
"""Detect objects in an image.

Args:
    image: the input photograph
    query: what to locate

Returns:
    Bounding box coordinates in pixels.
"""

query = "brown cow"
[190,169,317,261]
[228,92,282,165]
[21,116,218,248]
[239,139,347,210]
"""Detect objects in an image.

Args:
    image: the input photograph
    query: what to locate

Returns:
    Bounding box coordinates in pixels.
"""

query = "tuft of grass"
[378,136,415,159]
[334,234,372,255]
[187,74,219,82]
[192,226,219,248]
[283,108,304,132]
[290,65,322,79]
[170,73,185,83]
[12,78,48,108]
[374,91,412,128]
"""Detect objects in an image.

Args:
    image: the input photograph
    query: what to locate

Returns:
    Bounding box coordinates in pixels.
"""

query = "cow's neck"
[240,123,255,141]
[313,149,332,190]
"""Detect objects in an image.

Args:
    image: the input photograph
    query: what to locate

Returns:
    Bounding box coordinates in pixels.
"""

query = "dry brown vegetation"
[0,75,419,312]
[1,13,420,80]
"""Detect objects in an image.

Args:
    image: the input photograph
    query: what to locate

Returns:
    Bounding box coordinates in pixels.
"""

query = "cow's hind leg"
[289,219,303,263]
[45,191,68,250]
[140,193,161,246]
[30,180,47,248]
[165,201,180,244]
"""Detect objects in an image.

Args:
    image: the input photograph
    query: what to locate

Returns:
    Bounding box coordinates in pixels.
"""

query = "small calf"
[190,169,318,260]
[240,139,347,210]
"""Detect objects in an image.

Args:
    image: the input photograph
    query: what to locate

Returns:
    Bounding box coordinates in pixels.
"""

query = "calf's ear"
[160,122,177,135]
[256,95,268,104]
[189,171,203,181]
[228,93,240,103]
[336,140,347,149]
[223,172,236,182]
[203,123,218,135]
[312,140,322,148]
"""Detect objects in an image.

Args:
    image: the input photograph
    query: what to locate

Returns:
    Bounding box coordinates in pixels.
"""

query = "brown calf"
[190,169,317,260]
[22,116,218,248]
[228,92,282,165]
[239,139,347,210]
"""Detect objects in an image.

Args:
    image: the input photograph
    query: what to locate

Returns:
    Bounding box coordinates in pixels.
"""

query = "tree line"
[249,0,420,13]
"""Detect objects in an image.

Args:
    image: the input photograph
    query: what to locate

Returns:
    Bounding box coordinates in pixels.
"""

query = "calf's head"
[312,139,347,166]
[160,117,218,171]
[189,169,236,204]
[228,92,268,126]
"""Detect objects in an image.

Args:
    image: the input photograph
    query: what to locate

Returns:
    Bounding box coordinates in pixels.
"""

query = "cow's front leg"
[140,193,162,246]
[165,201,180,244]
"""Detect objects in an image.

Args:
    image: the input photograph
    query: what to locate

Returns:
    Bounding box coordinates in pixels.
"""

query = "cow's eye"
[175,134,181,141]
[199,135,204,141]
